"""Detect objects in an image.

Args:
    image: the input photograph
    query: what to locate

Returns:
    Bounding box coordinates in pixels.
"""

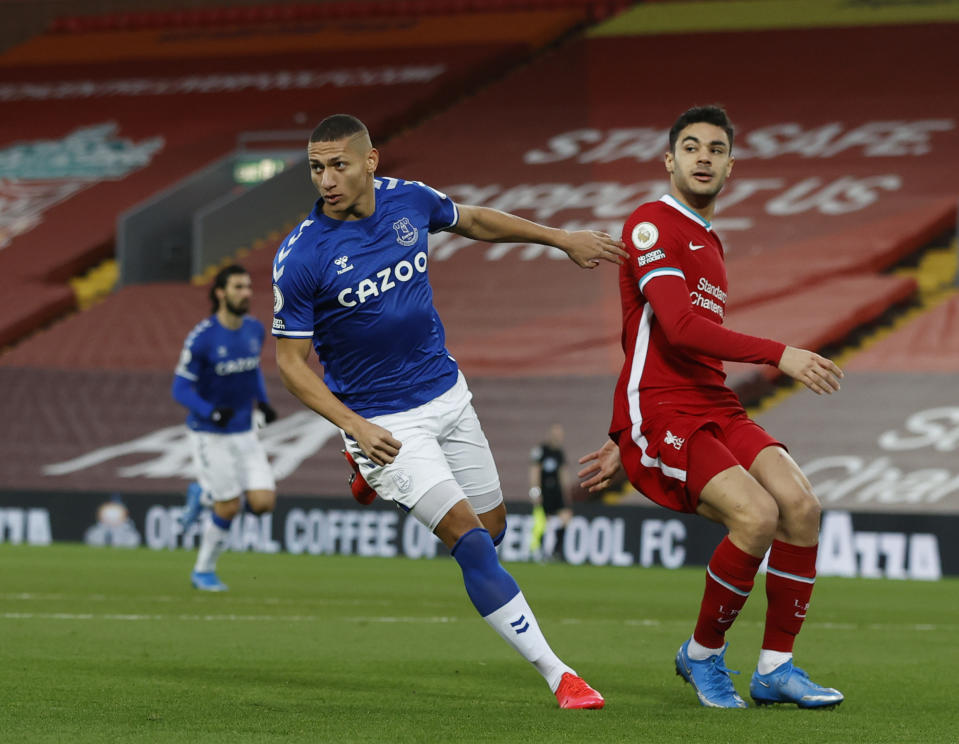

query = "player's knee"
[478,502,507,543]
[783,488,822,535]
[214,498,241,520]
[736,495,778,550]
[246,490,276,514]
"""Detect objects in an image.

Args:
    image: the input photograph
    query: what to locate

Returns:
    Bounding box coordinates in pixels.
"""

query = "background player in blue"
[173,264,278,591]
[272,114,627,709]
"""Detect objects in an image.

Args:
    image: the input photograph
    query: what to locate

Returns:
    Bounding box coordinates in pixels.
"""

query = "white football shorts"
[189,428,275,502]
[342,371,502,519]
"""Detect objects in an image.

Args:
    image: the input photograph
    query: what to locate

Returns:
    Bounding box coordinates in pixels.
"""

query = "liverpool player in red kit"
[579,106,844,709]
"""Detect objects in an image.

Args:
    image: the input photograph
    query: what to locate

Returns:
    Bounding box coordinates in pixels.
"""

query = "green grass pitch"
[1,544,956,743]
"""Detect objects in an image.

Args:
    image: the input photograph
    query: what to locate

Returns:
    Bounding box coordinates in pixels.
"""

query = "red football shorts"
[615,406,784,514]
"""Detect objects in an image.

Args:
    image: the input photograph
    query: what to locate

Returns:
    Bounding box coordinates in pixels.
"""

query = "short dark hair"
[310,114,369,143]
[668,105,734,153]
[210,264,248,314]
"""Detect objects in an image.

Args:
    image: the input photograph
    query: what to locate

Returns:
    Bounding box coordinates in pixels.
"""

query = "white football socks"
[194,518,229,573]
[482,591,574,692]
[686,636,723,661]
[687,638,793,674]
[757,649,793,675]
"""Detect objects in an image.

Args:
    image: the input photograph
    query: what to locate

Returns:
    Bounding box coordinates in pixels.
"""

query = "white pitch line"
[1,612,451,624]
[343,616,459,624]
[1,612,321,622]
[0,592,412,608]
[0,611,953,632]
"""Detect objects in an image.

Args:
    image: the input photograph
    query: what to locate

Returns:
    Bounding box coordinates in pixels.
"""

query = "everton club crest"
[392,217,418,247]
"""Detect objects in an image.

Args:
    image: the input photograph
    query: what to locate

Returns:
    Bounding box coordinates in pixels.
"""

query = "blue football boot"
[191,571,228,592]
[675,640,748,708]
[178,482,206,529]
[750,660,844,708]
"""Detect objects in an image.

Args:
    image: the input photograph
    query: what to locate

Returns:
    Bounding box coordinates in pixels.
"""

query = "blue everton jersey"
[174,315,266,433]
[271,177,459,416]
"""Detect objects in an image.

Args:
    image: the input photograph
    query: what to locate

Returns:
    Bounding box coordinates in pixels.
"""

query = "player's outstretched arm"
[577,440,622,494]
[275,337,402,465]
[450,204,627,268]
[778,346,844,395]
[643,275,786,365]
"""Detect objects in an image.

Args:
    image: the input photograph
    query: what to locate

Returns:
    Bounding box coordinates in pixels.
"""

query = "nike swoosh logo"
[688,242,705,251]
[757,680,771,688]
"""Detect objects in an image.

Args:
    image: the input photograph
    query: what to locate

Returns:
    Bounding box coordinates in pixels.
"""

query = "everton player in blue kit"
[173,264,278,591]
[272,114,627,709]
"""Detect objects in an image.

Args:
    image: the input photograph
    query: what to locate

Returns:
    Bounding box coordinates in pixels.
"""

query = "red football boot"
[342,449,377,505]
[555,673,605,710]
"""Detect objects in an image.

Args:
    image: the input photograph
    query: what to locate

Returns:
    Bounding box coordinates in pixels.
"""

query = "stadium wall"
[0,490,953,580]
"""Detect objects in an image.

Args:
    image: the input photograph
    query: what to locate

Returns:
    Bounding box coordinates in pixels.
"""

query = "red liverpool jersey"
[609,195,784,437]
